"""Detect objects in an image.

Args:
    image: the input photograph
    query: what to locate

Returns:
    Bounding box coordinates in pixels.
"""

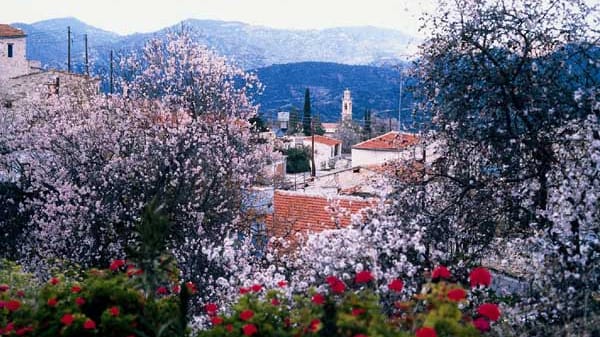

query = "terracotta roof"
[304,135,342,146]
[0,24,25,38]
[352,131,419,151]
[265,190,375,239]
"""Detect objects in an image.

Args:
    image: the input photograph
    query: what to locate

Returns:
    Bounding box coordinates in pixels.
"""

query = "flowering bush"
[197,267,500,337]
[0,259,193,337]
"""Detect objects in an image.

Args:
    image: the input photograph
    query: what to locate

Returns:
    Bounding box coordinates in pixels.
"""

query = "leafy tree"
[303,88,312,136]
[287,106,301,135]
[284,147,311,174]
[363,108,372,140]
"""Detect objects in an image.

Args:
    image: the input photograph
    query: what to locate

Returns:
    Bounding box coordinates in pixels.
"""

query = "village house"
[303,135,342,170]
[351,131,422,167]
[0,24,100,107]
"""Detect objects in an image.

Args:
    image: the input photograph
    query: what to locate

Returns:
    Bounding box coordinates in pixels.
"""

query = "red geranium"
[325,276,346,294]
[355,270,374,284]
[431,266,451,280]
[239,287,250,295]
[351,308,366,316]
[47,298,58,307]
[71,286,81,293]
[226,324,234,333]
[447,288,467,302]
[277,280,287,288]
[308,319,321,332]
[472,317,490,332]
[251,284,262,293]
[205,303,218,316]
[211,316,224,325]
[242,324,257,336]
[83,319,96,330]
[185,281,197,294]
[75,297,86,306]
[415,327,437,337]
[271,298,280,306]
[6,300,20,311]
[312,293,325,305]
[0,284,9,292]
[239,309,254,321]
[109,259,125,271]
[156,286,168,295]
[109,306,120,317]
[469,267,492,287]
[477,303,501,321]
[50,277,60,285]
[60,314,74,326]
[388,278,404,293]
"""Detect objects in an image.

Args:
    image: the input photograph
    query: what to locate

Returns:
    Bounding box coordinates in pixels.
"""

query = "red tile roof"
[0,24,25,38]
[304,135,342,146]
[352,131,419,151]
[265,190,374,239]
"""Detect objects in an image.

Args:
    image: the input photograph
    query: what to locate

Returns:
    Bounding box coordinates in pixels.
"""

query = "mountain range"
[10,17,418,122]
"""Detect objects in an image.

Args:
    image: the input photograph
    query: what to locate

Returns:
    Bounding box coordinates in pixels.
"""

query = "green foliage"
[284,147,311,174]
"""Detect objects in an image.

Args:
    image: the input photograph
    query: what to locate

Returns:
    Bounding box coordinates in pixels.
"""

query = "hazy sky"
[1,0,436,36]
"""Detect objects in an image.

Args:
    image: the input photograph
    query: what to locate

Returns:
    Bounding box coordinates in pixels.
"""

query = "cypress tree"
[302,88,312,136]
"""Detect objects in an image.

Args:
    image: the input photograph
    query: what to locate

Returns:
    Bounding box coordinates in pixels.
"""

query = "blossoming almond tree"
[0,33,273,291]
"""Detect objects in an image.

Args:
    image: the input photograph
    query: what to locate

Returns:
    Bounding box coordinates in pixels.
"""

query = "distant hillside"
[253,62,418,123]
[12,17,418,71]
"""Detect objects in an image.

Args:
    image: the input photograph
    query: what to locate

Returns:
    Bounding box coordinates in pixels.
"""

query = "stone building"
[0,24,99,107]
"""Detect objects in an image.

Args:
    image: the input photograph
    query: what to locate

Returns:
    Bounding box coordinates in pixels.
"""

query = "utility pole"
[398,64,404,131]
[109,50,114,94]
[67,26,71,73]
[84,34,89,76]
[311,117,316,177]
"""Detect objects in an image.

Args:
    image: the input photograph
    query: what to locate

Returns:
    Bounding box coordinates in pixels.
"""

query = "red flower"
[325,276,346,294]
[75,297,86,306]
[205,303,218,316]
[239,287,250,294]
[172,285,181,293]
[4,322,14,333]
[271,298,280,306]
[226,324,234,332]
[242,324,257,336]
[50,277,60,285]
[16,290,25,298]
[156,286,168,295]
[210,316,224,325]
[277,280,288,288]
[415,327,437,337]
[109,306,120,317]
[7,300,20,311]
[308,319,321,332]
[109,259,125,271]
[355,270,374,284]
[60,314,74,326]
[185,281,197,294]
[431,266,451,280]
[477,303,501,321]
[472,317,490,332]
[83,319,96,330]
[239,309,254,321]
[0,284,9,292]
[388,279,404,293]
[251,284,262,293]
[447,288,467,302]
[15,326,33,336]
[312,293,325,305]
[71,286,81,293]
[47,298,58,307]
[469,267,492,288]
[351,308,366,316]
[0,300,5,309]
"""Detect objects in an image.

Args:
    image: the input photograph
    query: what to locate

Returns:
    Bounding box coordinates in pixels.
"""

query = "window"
[7,44,13,58]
